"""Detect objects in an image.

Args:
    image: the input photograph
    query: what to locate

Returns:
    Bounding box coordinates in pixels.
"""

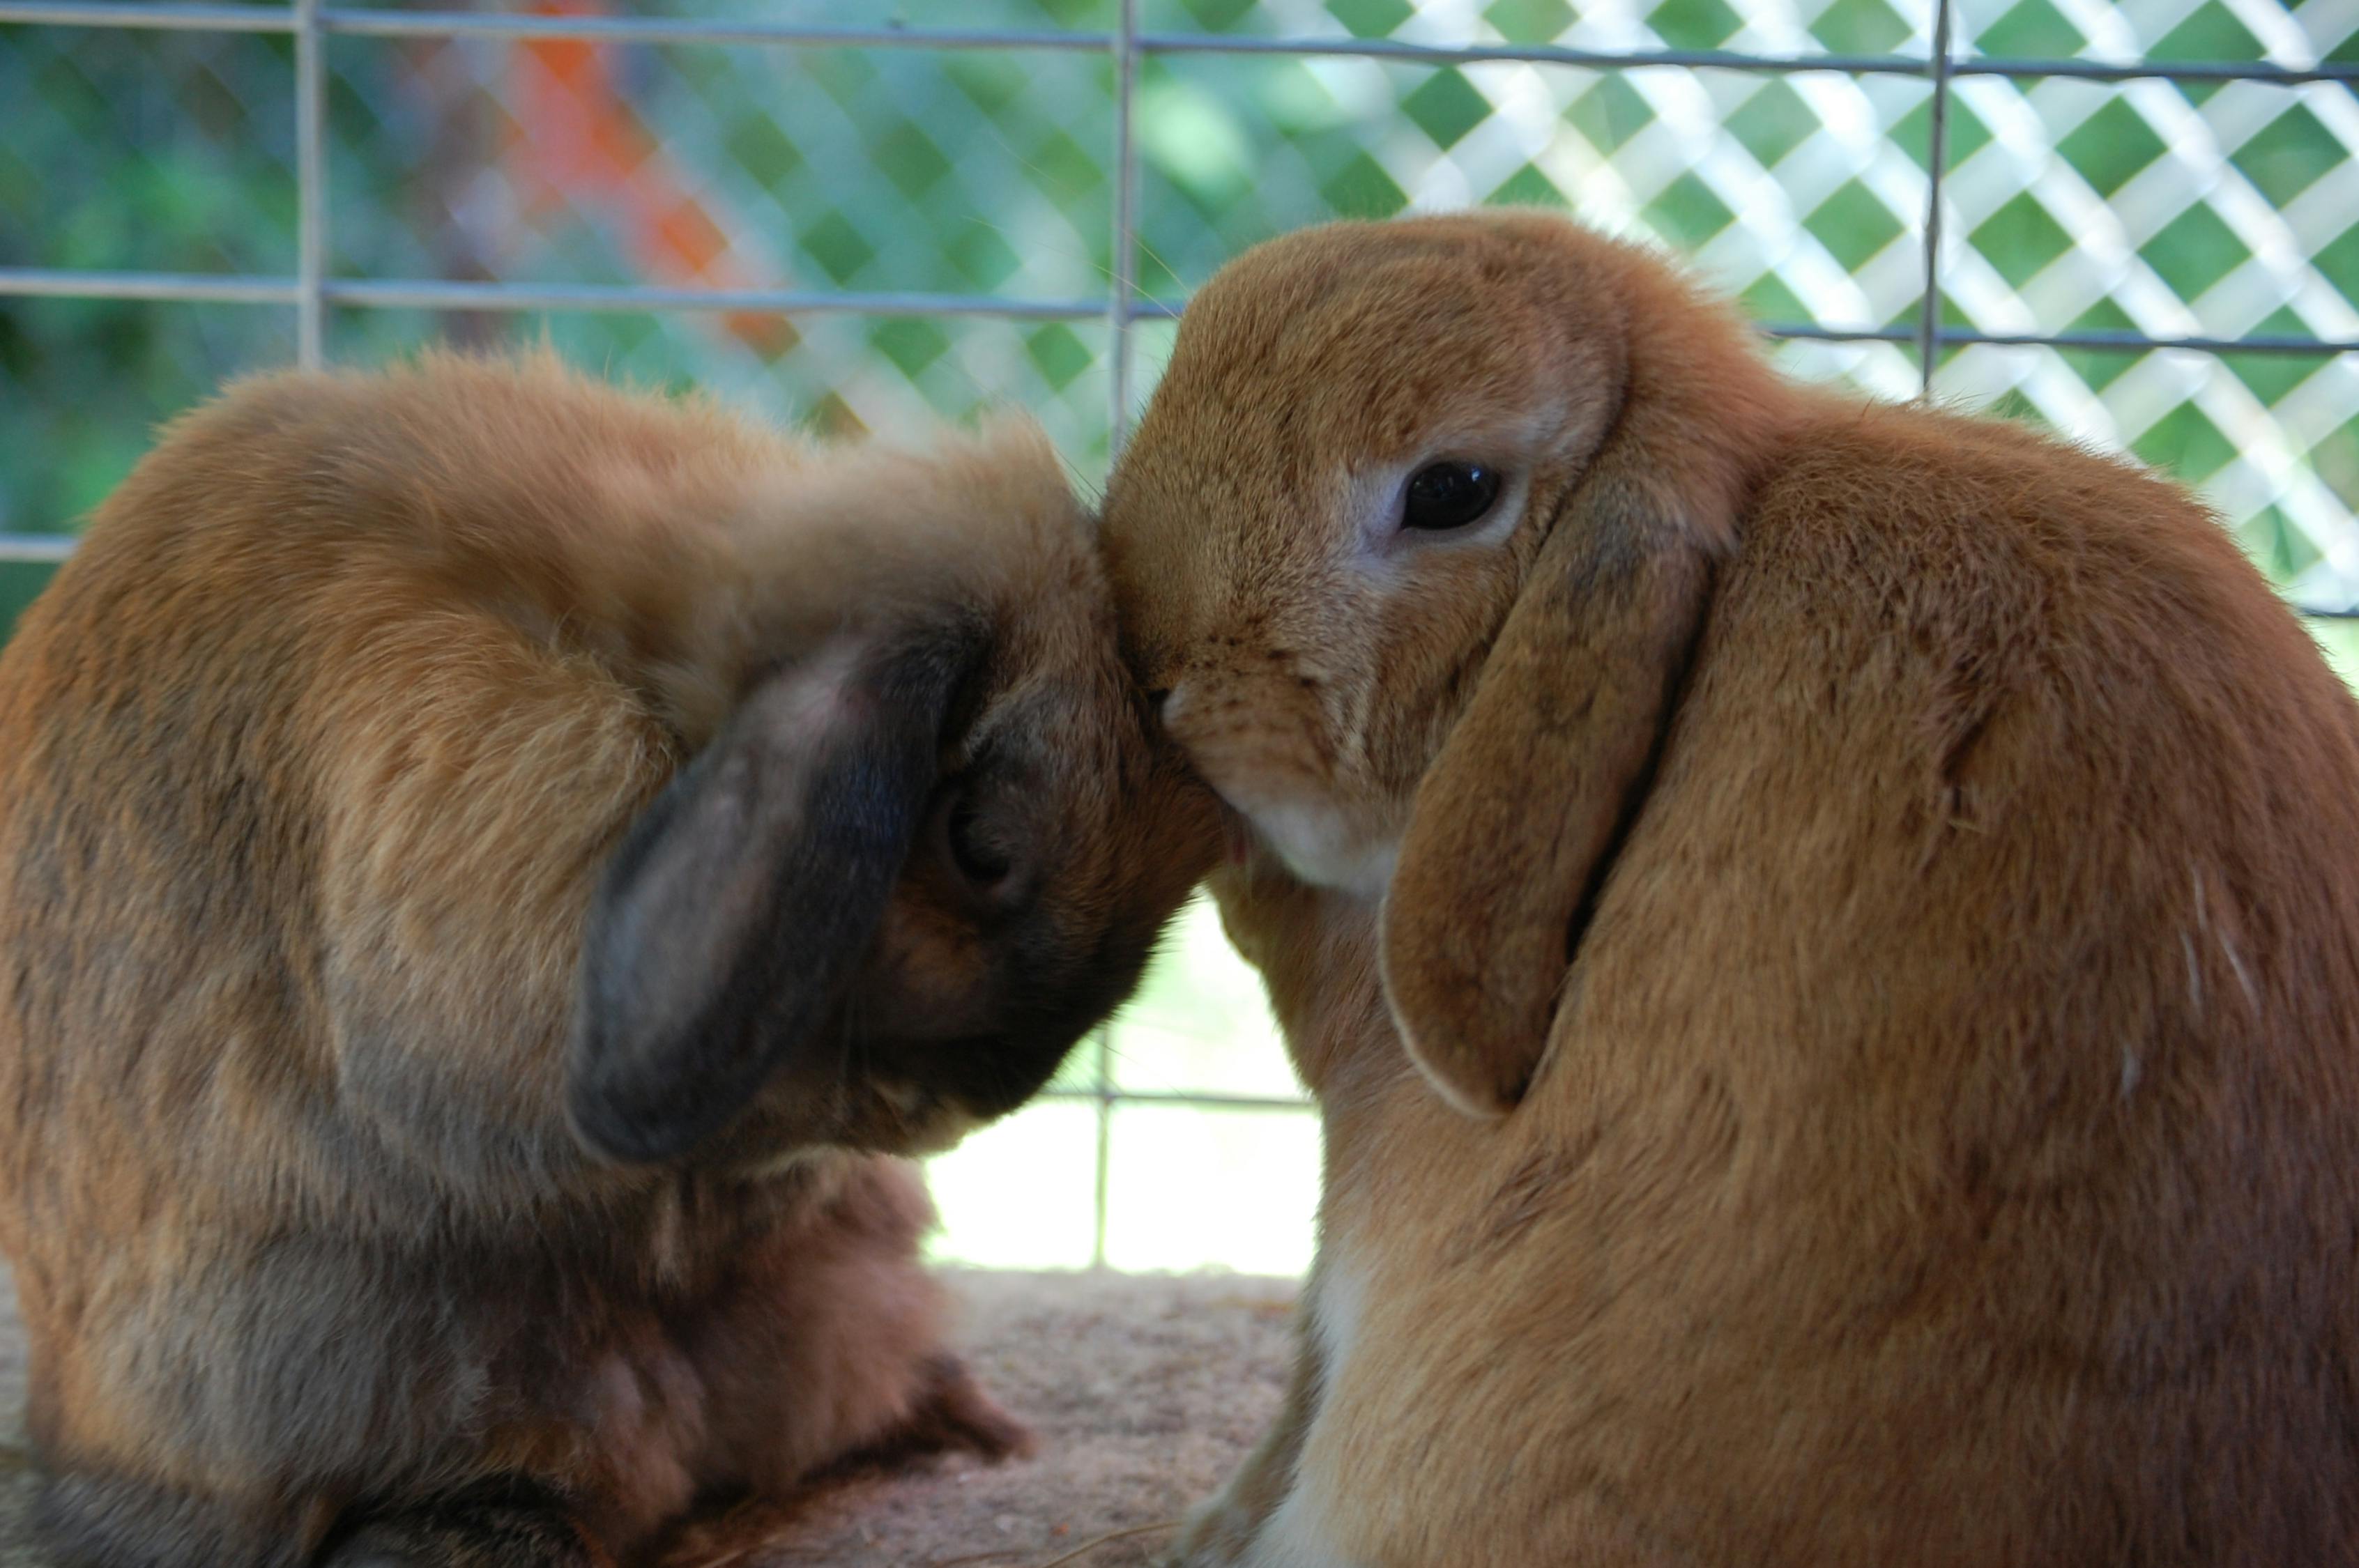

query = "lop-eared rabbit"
[0,353,1217,1567]
[1102,211,2359,1567]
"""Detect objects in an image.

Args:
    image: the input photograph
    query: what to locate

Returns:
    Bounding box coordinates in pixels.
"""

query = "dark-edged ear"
[1380,476,1720,1118]
[567,621,986,1164]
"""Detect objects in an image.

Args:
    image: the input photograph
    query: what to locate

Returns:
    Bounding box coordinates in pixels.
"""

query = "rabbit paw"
[889,1352,1037,1463]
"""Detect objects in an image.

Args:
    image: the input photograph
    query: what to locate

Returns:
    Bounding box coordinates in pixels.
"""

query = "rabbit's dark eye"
[945,794,1014,890]
[1402,461,1502,532]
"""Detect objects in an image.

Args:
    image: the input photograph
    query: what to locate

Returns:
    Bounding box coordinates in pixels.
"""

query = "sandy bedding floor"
[0,1262,1297,1568]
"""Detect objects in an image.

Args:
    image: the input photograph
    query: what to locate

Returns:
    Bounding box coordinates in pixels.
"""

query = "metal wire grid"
[5,10,2358,360]
[2,0,2356,1263]
[1,6,2355,564]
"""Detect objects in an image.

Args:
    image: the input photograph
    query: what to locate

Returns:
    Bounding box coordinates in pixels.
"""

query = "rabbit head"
[1104,210,1790,1116]
[567,413,1223,1167]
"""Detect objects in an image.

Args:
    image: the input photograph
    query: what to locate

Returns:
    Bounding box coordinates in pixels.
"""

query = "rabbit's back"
[1302,401,2359,1568]
[1645,401,2358,1554]
[0,360,737,1235]
[0,362,779,1557]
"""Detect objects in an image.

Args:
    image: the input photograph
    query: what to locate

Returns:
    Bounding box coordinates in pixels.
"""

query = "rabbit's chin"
[871,1077,984,1155]
[1226,794,1397,901]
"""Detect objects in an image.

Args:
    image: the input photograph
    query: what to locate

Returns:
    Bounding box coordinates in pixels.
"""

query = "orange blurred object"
[505,0,797,355]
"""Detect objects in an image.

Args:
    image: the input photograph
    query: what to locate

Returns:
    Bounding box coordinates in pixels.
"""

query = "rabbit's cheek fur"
[1155,642,1400,897]
[1123,488,1550,907]
[1159,631,1473,900]
[1226,793,1396,901]
[860,898,995,1040]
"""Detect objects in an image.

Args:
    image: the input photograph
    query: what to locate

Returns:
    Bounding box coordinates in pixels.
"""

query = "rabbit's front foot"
[318,1479,610,1568]
[1163,1308,1324,1567]
[824,1351,1035,1474]
[1159,1496,1267,1567]
[892,1352,1035,1463]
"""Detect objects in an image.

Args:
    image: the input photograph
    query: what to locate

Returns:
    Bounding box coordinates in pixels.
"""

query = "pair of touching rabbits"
[4,209,2357,1568]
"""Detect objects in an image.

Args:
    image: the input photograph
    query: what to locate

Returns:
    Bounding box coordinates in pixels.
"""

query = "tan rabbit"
[1101,210,2359,1567]
[0,351,1219,1568]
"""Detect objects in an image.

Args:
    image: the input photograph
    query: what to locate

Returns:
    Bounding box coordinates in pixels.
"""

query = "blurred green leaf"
[1327,0,1414,38]
[1322,151,1410,217]
[1403,69,1490,149]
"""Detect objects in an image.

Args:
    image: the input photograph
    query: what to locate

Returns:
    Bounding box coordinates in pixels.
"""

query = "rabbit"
[0,350,1219,1568]
[1098,209,2359,1568]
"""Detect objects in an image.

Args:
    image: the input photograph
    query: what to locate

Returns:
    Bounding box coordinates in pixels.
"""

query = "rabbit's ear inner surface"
[568,622,985,1164]
[1381,477,1716,1119]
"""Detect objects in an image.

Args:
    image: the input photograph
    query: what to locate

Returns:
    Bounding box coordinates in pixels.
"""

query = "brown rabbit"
[1101,210,2359,1567]
[0,351,1219,1568]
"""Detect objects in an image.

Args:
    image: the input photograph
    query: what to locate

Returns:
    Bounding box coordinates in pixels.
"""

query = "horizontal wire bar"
[0,267,300,304]
[1943,327,2359,355]
[1759,322,2359,354]
[1141,31,2357,84]
[0,269,1108,319]
[1121,313,2359,355]
[0,4,2350,86]
[0,1,291,30]
[1952,54,2358,83]
[1764,322,1916,343]
[10,270,2356,358]
[0,535,78,562]
[1135,30,1925,75]
[319,9,1107,52]
[0,522,2342,615]
[322,277,1107,319]
[1143,36,2357,84]
[0,2,1105,48]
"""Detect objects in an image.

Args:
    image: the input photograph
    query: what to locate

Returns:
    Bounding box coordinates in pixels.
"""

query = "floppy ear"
[1380,475,1721,1118]
[567,622,984,1164]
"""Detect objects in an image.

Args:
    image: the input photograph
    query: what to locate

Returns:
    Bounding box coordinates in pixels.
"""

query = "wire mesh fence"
[1,0,2356,1266]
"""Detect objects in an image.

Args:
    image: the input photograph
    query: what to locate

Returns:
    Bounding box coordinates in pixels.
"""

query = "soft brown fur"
[1102,210,2359,1567]
[0,353,1216,1567]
